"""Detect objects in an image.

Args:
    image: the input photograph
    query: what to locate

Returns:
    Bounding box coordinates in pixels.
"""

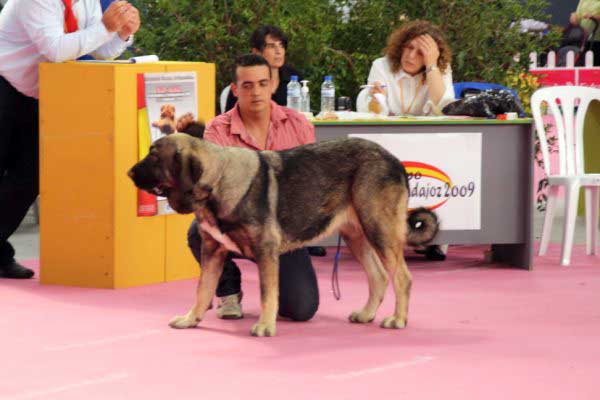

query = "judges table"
[313,118,534,270]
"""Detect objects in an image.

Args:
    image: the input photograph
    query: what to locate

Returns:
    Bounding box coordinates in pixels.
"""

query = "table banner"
[349,133,482,230]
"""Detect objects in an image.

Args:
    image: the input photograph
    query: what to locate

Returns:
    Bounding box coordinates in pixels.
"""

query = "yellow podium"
[39,61,215,288]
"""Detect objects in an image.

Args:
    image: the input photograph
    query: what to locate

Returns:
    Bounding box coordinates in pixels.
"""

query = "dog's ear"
[172,149,203,190]
[188,152,203,184]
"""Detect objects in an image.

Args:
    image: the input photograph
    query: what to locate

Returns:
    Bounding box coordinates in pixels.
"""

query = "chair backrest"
[355,87,369,113]
[453,82,519,100]
[219,85,232,114]
[531,85,600,176]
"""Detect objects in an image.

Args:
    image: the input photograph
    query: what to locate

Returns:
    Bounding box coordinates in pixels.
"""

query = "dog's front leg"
[251,250,279,337]
[169,236,227,329]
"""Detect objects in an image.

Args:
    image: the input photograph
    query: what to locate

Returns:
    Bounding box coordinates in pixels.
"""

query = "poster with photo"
[136,72,198,216]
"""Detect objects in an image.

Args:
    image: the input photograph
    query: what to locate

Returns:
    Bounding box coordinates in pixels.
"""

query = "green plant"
[132,0,560,113]
[504,70,541,115]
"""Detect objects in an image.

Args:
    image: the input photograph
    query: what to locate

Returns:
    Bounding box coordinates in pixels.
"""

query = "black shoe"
[307,246,327,257]
[0,261,35,279]
[425,245,446,261]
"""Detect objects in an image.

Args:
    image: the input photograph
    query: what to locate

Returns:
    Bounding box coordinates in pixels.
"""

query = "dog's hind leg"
[252,246,279,337]
[378,242,411,329]
[355,184,412,329]
[376,199,412,329]
[341,224,388,324]
[169,236,228,329]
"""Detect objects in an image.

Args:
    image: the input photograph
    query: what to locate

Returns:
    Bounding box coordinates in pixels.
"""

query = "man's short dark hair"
[250,25,288,51]
[232,53,272,82]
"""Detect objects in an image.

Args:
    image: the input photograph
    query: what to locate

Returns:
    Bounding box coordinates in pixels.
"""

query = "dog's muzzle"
[127,166,171,197]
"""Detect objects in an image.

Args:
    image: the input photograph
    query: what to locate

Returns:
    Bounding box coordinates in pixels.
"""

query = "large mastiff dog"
[128,133,439,337]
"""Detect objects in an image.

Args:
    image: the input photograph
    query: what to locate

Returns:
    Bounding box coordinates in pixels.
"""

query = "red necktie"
[63,0,78,33]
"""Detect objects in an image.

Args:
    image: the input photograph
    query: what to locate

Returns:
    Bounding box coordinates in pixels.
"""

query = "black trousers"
[187,219,319,321]
[0,76,39,266]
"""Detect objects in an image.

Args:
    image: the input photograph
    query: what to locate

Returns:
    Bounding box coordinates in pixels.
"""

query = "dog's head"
[127,133,208,214]
[160,104,176,120]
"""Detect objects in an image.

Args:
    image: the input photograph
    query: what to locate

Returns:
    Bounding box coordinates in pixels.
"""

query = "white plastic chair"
[355,87,390,115]
[219,85,231,114]
[531,85,600,266]
[355,87,369,112]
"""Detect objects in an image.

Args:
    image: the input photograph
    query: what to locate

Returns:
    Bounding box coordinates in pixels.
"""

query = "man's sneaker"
[216,292,243,319]
[0,261,34,279]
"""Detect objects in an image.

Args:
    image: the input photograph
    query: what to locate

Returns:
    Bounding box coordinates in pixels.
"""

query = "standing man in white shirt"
[0,0,140,278]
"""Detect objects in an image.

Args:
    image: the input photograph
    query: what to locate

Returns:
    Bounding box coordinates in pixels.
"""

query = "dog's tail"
[406,207,439,247]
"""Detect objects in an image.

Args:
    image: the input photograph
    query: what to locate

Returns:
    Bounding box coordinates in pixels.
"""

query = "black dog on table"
[443,89,525,118]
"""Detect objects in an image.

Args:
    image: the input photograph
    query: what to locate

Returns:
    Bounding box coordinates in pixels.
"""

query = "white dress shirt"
[0,0,131,98]
[357,56,456,116]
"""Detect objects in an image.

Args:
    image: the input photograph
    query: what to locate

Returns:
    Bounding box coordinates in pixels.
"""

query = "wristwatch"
[425,64,439,74]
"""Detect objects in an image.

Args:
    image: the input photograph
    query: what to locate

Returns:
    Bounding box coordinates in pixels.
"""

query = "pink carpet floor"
[1,244,599,400]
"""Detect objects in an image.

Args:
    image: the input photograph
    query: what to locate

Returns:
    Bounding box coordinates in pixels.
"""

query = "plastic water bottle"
[286,75,302,111]
[300,80,310,112]
[320,75,335,113]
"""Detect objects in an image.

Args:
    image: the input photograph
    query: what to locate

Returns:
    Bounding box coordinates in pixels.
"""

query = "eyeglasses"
[264,42,285,50]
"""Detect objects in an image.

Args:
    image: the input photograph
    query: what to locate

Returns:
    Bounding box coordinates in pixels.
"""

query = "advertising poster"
[136,72,198,216]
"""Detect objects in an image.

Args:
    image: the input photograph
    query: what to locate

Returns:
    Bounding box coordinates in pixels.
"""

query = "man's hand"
[102,1,132,33]
[414,34,440,68]
[117,5,140,41]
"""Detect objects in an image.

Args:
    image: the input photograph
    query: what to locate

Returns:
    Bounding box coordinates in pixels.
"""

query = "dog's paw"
[349,310,375,324]
[380,316,407,329]
[168,312,200,329]
[250,322,276,337]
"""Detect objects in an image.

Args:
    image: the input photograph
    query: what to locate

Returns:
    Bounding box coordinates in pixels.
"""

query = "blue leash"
[331,235,342,300]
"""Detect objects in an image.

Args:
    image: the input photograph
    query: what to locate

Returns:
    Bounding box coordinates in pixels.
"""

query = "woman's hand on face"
[415,34,440,67]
